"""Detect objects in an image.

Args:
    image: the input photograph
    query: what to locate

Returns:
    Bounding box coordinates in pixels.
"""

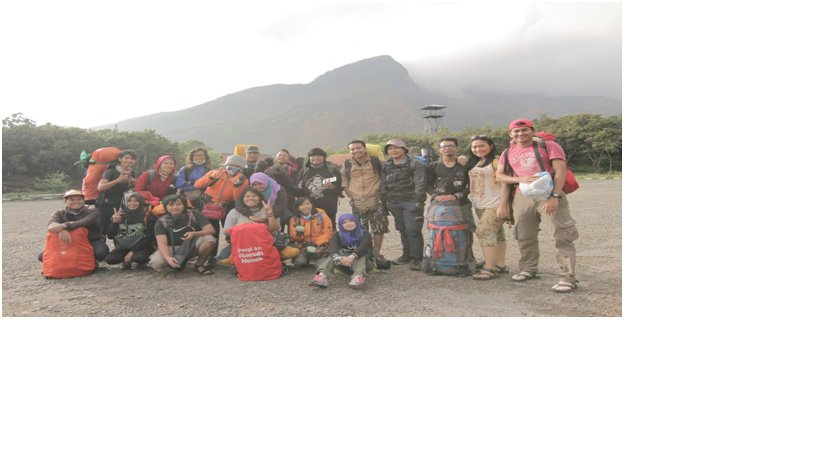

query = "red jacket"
[135,155,177,203]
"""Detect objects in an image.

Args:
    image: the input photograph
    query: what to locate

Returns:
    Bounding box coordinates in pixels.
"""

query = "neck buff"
[193,160,205,166]
[338,213,364,247]
[249,172,280,203]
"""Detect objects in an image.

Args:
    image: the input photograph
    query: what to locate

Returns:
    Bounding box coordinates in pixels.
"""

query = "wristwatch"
[61,223,69,229]
[551,192,562,199]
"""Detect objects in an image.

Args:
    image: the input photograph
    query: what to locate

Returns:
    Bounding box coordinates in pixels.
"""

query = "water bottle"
[80,150,88,162]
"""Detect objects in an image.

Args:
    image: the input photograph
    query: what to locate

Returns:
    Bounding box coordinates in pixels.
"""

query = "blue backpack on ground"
[423,200,475,276]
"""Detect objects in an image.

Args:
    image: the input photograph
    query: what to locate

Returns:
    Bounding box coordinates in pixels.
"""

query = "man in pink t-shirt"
[496,119,579,292]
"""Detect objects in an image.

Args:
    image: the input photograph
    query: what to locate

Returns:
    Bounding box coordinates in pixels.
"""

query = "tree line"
[2,112,621,191]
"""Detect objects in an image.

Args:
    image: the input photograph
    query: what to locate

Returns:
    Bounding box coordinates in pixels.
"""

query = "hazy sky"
[1,1,621,129]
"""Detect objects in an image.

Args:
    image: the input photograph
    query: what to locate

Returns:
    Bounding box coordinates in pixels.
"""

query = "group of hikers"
[39,118,580,292]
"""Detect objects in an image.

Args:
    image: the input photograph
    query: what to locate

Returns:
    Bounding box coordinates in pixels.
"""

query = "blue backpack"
[423,200,475,276]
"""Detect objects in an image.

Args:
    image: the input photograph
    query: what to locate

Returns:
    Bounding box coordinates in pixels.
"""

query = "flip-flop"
[472,268,497,281]
[511,271,539,282]
[195,265,214,275]
[550,281,578,293]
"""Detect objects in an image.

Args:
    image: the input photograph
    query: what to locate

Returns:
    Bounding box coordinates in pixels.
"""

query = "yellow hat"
[63,190,84,198]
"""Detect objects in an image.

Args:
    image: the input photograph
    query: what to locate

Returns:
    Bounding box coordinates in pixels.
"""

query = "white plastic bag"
[519,172,554,200]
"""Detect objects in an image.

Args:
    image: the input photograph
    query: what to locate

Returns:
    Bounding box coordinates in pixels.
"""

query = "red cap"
[508,119,534,131]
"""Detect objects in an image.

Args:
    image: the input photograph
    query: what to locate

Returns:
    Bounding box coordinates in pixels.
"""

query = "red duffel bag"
[229,223,282,281]
[42,227,97,279]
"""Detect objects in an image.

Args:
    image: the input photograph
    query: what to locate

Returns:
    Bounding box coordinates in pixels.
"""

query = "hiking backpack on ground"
[81,147,122,202]
[230,223,282,281]
[42,228,97,279]
[422,199,476,276]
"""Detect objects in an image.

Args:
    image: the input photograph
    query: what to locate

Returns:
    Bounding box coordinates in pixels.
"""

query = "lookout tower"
[422,105,446,136]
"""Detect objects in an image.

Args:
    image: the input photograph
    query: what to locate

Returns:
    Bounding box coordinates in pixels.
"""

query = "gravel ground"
[2,180,621,317]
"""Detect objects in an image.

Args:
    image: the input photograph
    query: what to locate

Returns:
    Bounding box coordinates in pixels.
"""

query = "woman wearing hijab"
[104,191,155,269]
[148,194,217,274]
[308,213,373,289]
[96,150,138,236]
[249,172,288,223]
[135,155,178,204]
[289,196,333,269]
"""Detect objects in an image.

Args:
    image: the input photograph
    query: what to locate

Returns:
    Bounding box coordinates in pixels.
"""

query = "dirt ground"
[1,180,621,317]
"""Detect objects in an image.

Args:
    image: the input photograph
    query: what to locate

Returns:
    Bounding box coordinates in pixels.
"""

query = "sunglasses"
[470,135,491,141]
[226,167,242,174]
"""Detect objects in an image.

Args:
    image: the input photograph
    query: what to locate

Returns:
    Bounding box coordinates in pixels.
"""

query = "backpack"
[229,224,283,281]
[501,141,579,194]
[158,211,200,234]
[423,200,476,276]
[410,155,429,166]
[343,156,382,183]
[42,228,97,279]
[81,147,122,201]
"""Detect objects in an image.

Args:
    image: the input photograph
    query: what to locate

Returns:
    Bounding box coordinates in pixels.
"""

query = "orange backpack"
[81,147,122,201]
[42,227,97,279]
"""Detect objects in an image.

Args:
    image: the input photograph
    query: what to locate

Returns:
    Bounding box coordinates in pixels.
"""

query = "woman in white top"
[223,188,280,238]
[466,135,508,280]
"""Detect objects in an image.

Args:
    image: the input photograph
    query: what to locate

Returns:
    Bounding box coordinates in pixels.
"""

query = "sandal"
[550,281,578,293]
[511,271,539,282]
[195,265,214,276]
[472,268,498,281]
[495,265,508,274]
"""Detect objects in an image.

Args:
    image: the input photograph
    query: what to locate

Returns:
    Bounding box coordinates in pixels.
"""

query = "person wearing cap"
[342,140,389,259]
[194,154,250,266]
[38,190,110,263]
[380,138,427,270]
[496,118,580,292]
[241,145,263,180]
[296,148,342,227]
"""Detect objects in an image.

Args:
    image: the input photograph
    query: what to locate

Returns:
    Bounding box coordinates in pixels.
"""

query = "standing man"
[342,140,389,258]
[426,137,477,234]
[380,139,427,270]
[496,119,579,292]
[242,145,262,179]
[297,148,342,226]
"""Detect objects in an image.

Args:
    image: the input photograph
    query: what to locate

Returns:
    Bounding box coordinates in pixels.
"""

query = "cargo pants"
[512,192,579,283]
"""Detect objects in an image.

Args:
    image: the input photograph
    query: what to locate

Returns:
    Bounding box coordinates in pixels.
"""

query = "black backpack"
[343,156,382,183]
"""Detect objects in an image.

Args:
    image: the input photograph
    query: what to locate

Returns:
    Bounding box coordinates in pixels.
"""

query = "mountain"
[100,56,621,154]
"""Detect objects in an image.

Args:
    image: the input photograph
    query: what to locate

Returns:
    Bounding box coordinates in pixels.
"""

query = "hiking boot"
[309,272,328,288]
[136,262,148,270]
[409,258,423,271]
[122,261,133,270]
[392,254,414,265]
[349,275,366,290]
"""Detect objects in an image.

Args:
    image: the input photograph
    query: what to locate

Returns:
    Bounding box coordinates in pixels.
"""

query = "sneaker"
[392,254,414,265]
[308,272,328,288]
[349,275,366,290]
[409,258,423,271]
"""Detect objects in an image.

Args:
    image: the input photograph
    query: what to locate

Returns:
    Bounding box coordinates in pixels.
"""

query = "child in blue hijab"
[308,213,373,289]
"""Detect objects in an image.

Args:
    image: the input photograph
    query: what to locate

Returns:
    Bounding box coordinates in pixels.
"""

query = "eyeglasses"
[439,145,457,150]
[470,135,490,141]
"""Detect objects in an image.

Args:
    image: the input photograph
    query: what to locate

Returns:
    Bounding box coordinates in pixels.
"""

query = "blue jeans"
[387,202,424,259]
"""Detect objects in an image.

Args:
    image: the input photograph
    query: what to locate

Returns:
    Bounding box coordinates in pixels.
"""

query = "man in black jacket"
[380,139,427,270]
[297,148,343,226]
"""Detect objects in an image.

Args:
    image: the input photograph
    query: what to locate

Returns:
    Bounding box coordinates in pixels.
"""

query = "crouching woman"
[105,191,155,269]
[288,197,334,268]
[309,214,374,290]
[148,194,218,274]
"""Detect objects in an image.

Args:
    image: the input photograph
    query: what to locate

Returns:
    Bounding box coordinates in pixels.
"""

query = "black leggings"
[105,246,154,265]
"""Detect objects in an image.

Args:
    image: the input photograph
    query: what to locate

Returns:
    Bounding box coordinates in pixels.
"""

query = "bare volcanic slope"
[99,55,621,154]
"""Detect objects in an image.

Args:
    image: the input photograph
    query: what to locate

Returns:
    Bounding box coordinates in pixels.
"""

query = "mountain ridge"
[99,55,621,154]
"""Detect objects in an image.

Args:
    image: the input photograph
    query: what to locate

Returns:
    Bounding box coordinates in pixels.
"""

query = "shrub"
[35,172,72,192]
